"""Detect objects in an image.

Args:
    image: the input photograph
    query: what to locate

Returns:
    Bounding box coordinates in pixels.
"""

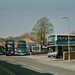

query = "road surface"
[0,55,75,75]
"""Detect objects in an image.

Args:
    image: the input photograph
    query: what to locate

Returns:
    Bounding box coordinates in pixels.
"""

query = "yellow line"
[0,65,15,75]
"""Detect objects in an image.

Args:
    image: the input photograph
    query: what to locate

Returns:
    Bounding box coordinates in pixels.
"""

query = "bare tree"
[31,17,54,45]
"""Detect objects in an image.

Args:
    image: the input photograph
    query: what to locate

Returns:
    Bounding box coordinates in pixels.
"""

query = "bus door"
[58,46,63,57]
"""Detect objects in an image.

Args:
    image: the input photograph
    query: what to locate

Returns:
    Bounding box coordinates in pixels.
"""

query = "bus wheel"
[48,56,51,58]
[6,54,8,56]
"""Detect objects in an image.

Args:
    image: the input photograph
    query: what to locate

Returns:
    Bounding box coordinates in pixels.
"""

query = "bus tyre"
[56,56,59,58]
[48,56,51,58]
[6,54,8,56]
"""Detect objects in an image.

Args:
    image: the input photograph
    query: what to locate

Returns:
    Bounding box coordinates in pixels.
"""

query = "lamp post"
[61,17,70,64]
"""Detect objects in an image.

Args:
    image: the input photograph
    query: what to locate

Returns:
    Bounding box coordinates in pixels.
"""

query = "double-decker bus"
[0,46,4,55]
[47,34,75,58]
[17,40,27,55]
[5,40,15,56]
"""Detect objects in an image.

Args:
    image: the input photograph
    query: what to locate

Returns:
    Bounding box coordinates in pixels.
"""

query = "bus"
[5,40,15,56]
[41,45,48,52]
[17,40,27,55]
[0,46,4,55]
[31,45,39,52]
[47,34,75,58]
[31,45,48,52]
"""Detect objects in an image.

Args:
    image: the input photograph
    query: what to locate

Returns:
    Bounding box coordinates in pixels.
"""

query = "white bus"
[47,34,75,58]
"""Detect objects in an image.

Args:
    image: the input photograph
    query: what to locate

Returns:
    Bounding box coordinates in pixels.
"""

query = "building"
[47,34,75,58]
[23,38,36,46]
[0,42,5,47]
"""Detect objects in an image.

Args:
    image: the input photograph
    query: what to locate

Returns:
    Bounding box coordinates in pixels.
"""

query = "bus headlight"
[18,50,21,52]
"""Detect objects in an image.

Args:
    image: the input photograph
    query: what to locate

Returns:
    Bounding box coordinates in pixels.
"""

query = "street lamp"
[61,16,70,64]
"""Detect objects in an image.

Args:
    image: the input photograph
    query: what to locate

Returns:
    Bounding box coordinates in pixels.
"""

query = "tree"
[70,31,75,35]
[6,36,14,40]
[31,17,54,45]
[21,32,30,39]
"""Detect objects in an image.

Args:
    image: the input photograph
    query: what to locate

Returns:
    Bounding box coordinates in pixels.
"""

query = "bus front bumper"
[17,53,27,55]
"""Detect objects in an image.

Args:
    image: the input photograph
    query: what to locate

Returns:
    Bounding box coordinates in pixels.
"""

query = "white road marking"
[9,59,15,62]
[17,62,26,66]
[53,73,58,75]
[3,58,7,60]
[29,66,43,71]
[0,65,15,75]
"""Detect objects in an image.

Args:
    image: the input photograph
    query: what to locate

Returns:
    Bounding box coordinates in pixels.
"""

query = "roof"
[15,42,17,48]
[15,38,36,48]
[23,38,36,44]
[0,42,5,47]
[47,44,75,47]
[48,34,75,37]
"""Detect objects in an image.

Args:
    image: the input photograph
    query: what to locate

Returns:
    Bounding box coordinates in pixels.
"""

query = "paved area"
[0,55,75,75]
[25,54,75,71]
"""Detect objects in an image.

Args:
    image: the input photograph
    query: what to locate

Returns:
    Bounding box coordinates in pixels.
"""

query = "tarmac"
[25,54,75,71]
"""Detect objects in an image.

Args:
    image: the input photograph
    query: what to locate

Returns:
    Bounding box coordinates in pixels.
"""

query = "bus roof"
[17,40,26,43]
[48,34,75,37]
[5,40,14,42]
[17,40,26,42]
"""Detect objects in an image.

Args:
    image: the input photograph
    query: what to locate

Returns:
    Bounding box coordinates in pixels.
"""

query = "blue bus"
[0,46,4,55]
[5,40,15,56]
[17,40,27,55]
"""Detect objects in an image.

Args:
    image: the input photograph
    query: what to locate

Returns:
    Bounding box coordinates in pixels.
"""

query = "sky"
[0,0,75,38]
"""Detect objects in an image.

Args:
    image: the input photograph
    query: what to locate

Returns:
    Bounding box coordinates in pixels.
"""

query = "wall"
[63,51,75,60]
